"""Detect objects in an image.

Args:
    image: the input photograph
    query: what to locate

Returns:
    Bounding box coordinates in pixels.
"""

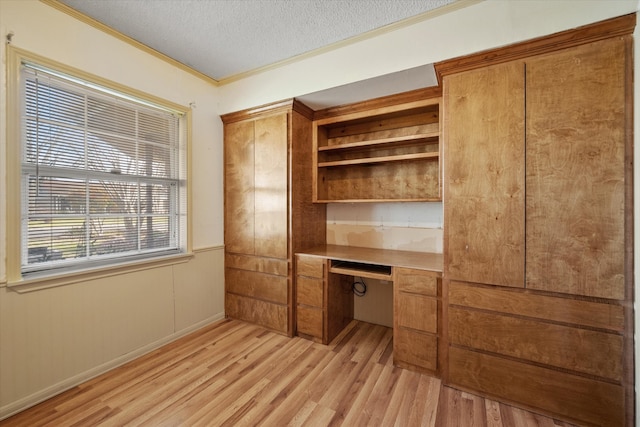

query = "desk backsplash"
[326,202,443,253]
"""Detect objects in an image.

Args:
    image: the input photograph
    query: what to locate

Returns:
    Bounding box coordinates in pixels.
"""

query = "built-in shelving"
[312,96,441,203]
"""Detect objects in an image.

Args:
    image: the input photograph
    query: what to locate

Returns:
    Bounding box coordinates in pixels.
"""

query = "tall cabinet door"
[254,114,289,259]
[526,37,628,300]
[224,111,291,335]
[224,120,255,255]
[444,60,526,288]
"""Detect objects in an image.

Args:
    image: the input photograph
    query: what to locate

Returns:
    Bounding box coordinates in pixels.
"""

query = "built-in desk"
[299,244,442,273]
[295,245,443,374]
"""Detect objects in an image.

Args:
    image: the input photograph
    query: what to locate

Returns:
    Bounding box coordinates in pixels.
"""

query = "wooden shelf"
[312,95,442,203]
[315,197,442,203]
[318,151,438,168]
[318,132,438,152]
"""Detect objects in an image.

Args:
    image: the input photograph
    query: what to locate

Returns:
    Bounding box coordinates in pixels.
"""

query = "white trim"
[8,251,193,293]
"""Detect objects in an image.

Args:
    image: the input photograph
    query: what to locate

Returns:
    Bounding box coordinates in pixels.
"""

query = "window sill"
[6,252,194,293]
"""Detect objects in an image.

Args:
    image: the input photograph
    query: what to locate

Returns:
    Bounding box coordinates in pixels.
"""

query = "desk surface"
[297,244,443,273]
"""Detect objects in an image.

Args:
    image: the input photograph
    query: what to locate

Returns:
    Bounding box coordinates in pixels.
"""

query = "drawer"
[394,327,437,372]
[395,267,439,296]
[448,347,624,427]
[448,306,623,381]
[225,253,288,276]
[297,305,323,338]
[296,255,325,279]
[226,293,288,334]
[396,293,437,334]
[297,276,323,308]
[226,268,288,304]
[449,281,624,332]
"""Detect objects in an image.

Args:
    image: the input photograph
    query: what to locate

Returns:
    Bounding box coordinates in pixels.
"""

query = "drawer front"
[297,276,323,308]
[226,268,288,304]
[226,253,288,276]
[394,327,437,372]
[395,267,439,296]
[449,281,624,332]
[449,306,623,381]
[449,347,624,427]
[297,306,323,338]
[297,255,325,279]
[396,293,437,334]
[226,293,288,334]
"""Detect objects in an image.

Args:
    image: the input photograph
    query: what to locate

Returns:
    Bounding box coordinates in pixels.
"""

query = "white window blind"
[20,62,187,276]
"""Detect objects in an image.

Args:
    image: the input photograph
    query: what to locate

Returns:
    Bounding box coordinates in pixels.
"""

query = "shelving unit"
[312,97,441,203]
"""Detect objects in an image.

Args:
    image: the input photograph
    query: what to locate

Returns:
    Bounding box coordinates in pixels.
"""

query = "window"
[17,60,188,278]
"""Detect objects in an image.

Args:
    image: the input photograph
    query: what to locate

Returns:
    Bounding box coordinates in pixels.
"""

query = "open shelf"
[318,132,438,152]
[312,96,442,203]
[318,151,439,168]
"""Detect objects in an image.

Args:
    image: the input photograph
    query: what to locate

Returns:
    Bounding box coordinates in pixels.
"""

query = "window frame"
[6,47,193,291]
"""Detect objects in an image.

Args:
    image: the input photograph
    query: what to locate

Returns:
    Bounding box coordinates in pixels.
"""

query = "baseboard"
[0,312,226,421]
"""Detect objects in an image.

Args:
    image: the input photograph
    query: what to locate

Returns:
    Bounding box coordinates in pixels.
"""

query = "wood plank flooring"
[1,319,580,426]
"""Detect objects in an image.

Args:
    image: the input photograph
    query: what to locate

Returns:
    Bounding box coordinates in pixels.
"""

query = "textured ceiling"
[58,0,457,82]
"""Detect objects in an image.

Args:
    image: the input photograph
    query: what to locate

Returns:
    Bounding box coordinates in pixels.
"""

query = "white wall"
[0,0,224,418]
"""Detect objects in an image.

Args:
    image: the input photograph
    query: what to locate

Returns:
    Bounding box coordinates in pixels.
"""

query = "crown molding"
[42,0,480,87]
[217,0,481,85]
[435,12,637,82]
[40,0,221,86]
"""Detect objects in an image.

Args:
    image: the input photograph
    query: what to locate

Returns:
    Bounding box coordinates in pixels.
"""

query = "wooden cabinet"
[443,60,525,288]
[439,16,634,427]
[393,268,441,374]
[295,246,442,348]
[225,114,288,258]
[448,281,625,427]
[295,254,353,344]
[312,93,441,203]
[222,100,326,336]
[443,35,630,300]
[295,255,324,340]
[525,38,628,300]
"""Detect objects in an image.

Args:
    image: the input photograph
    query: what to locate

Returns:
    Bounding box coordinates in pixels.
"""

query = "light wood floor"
[1,319,580,427]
